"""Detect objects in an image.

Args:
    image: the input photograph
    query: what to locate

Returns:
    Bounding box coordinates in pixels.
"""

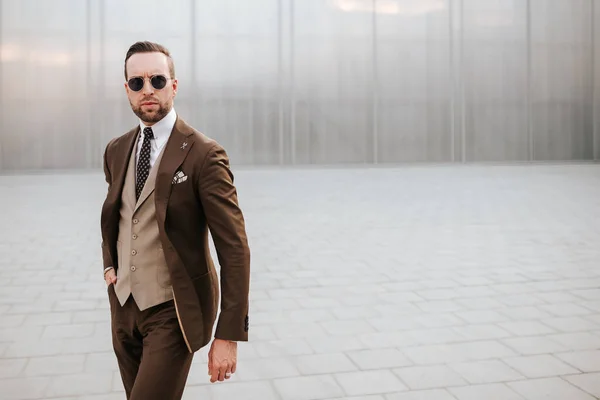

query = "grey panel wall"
[376,0,452,163]
[192,0,281,165]
[1,0,89,169]
[0,0,598,170]
[462,1,529,161]
[292,0,374,164]
[530,0,594,160]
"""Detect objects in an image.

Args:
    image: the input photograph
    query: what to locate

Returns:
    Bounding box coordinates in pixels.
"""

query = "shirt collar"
[139,107,177,142]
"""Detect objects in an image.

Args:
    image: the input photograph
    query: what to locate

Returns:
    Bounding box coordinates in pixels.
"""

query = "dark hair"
[124,41,175,80]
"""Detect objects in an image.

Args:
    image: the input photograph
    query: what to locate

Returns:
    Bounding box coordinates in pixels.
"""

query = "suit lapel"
[155,117,195,225]
[124,138,138,208]
[112,127,140,203]
[134,144,166,212]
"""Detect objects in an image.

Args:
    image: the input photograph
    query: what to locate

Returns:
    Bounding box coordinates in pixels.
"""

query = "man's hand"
[104,268,117,286]
[208,338,237,383]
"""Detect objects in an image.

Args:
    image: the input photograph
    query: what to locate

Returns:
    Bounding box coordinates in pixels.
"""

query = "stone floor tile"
[80,394,127,400]
[305,335,365,354]
[0,377,51,400]
[334,370,408,396]
[547,332,600,350]
[497,321,557,336]
[539,303,595,318]
[320,320,377,336]
[571,289,600,300]
[451,324,512,341]
[403,341,516,365]
[554,350,600,373]
[508,376,597,399]
[0,358,27,378]
[273,375,345,400]
[234,356,300,381]
[202,380,280,400]
[4,339,66,358]
[325,396,385,400]
[22,312,72,327]
[0,326,44,342]
[448,359,524,384]
[357,332,420,349]
[24,354,86,377]
[501,354,580,378]
[454,310,508,324]
[541,316,600,333]
[294,353,358,375]
[253,338,315,358]
[43,323,95,340]
[392,365,467,390]
[43,372,113,397]
[404,328,464,346]
[501,336,567,355]
[385,389,457,400]
[496,306,552,320]
[346,348,412,370]
[564,372,600,398]
[84,352,119,373]
[449,383,524,400]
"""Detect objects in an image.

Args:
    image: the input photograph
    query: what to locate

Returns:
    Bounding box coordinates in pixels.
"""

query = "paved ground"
[1,163,600,400]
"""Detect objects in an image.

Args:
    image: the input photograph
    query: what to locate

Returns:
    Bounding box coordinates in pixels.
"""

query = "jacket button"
[131,266,136,271]
[132,234,137,240]
[133,218,139,224]
[131,250,137,256]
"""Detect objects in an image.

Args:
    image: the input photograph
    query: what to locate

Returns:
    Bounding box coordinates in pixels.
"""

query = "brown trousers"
[108,284,194,400]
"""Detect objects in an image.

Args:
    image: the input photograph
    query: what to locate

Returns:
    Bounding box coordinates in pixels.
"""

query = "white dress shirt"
[135,107,177,181]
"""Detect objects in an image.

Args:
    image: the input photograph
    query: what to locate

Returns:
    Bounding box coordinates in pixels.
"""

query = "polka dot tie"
[136,127,154,200]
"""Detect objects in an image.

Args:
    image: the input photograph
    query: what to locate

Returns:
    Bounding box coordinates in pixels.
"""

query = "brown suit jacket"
[100,116,250,352]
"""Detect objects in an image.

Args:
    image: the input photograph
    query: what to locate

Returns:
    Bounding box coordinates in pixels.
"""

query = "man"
[100,41,250,400]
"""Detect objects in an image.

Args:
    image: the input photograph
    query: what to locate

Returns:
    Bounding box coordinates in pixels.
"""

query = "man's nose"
[142,78,154,95]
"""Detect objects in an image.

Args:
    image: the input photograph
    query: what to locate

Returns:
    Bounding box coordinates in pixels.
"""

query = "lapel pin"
[181,141,188,150]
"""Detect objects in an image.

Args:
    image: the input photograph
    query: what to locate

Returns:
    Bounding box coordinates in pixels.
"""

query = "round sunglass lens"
[128,78,144,91]
[151,75,167,90]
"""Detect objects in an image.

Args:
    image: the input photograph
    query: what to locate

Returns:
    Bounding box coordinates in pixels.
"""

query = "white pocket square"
[172,170,188,185]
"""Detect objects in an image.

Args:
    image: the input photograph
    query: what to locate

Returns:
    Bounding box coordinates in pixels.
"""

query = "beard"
[130,98,172,124]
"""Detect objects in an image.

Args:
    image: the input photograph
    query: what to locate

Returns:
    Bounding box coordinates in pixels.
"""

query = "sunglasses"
[127,75,170,92]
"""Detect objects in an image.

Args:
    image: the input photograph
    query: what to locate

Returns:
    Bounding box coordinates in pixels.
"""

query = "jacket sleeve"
[101,140,114,273]
[197,143,250,341]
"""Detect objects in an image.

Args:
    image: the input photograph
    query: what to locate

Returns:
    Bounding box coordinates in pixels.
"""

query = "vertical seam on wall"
[278,0,284,165]
[449,0,455,162]
[460,0,465,162]
[527,0,533,161]
[86,0,92,168]
[592,0,596,160]
[372,0,378,164]
[99,0,105,159]
[190,0,197,129]
[290,0,296,165]
[0,0,4,170]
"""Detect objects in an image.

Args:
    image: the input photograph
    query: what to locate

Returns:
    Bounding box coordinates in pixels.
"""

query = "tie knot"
[143,127,154,139]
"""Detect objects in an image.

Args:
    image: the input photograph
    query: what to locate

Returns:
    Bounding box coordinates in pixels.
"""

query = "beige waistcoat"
[114,137,173,310]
